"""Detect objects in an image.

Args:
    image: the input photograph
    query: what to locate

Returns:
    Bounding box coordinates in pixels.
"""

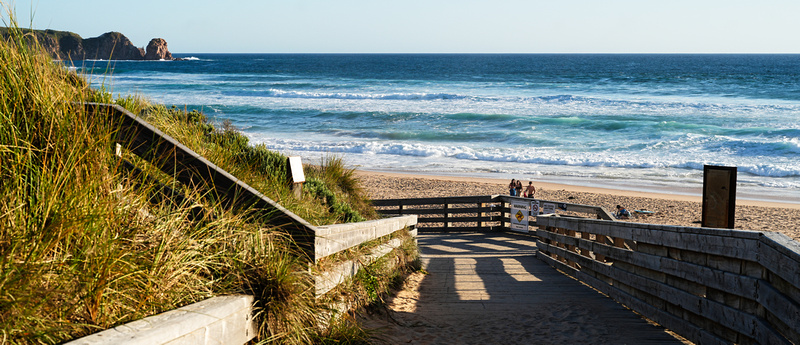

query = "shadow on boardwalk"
[362,232,689,345]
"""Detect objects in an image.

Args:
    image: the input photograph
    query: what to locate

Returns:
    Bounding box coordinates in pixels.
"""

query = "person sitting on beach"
[525,182,536,198]
[615,205,631,219]
[509,179,517,196]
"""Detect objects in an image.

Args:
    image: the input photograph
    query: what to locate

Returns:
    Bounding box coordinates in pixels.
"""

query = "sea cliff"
[0,27,174,60]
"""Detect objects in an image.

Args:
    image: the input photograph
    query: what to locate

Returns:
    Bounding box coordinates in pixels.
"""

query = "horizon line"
[172,52,800,55]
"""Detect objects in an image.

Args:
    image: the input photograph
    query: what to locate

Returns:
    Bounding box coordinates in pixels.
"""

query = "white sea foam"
[249,136,800,179]
[260,89,468,101]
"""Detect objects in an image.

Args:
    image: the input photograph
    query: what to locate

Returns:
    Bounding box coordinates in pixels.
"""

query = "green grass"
[132,103,377,226]
[0,10,417,344]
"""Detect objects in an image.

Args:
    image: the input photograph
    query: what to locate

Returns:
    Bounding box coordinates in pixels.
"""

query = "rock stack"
[0,27,177,61]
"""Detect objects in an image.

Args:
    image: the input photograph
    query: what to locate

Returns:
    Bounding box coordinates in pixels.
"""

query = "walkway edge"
[64,295,255,345]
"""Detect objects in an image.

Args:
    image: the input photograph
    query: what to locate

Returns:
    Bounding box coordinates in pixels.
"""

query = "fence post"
[444,201,449,230]
[581,231,591,258]
[478,202,484,230]
[287,156,305,199]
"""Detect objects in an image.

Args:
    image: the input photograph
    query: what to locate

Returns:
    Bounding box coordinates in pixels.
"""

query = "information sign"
[510,201,529,233]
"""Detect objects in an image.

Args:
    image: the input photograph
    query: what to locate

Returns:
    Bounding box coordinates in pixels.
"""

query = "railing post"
[287,156,305,199]
[443,201,449,230]
[478,202,484,230]
[581,231,591,258]
[505,199,511,231]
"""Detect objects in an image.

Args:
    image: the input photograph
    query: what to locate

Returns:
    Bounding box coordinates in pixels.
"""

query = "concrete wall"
[65,295,255,345]
[315,215,417,262]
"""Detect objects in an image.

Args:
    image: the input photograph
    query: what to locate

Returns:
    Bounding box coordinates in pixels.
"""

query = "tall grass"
[1,7,419,343]
[137,104,376,225]
[0,14,384,345]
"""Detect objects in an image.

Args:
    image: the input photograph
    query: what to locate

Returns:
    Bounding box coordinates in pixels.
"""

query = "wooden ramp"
[364,232,688,345]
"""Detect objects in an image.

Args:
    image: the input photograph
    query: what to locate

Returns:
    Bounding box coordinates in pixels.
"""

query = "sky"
[4,0,800,54]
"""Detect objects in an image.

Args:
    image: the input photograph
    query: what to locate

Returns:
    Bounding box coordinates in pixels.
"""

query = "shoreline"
[357,169,800,210]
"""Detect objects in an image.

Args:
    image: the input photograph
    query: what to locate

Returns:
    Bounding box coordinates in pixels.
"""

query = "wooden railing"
[372,195,500,232]
[86,102,417,297]
[536,215,800,345]
[87,102,317,243]
[372,195,614,232]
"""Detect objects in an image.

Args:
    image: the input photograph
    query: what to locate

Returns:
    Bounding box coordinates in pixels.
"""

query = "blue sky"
[5,0,800,53]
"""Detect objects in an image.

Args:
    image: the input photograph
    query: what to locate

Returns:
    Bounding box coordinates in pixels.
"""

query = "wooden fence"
[372,195,500,232]
[537,215,800,345]
[372,195,614,232]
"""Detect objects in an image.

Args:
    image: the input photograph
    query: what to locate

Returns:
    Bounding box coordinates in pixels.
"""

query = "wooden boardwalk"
[366,232,688,344]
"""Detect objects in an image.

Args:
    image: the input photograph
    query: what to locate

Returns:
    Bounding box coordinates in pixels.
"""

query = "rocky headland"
[0,27,175,60]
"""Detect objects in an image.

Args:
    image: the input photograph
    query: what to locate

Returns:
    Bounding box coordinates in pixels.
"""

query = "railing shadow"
[374,232,685,344]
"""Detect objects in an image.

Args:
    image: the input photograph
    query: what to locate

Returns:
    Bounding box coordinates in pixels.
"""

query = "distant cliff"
[0,27,174,60]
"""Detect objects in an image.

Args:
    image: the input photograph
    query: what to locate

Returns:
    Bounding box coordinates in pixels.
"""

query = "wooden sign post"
[702,165,737,229]
[287,156,305,198]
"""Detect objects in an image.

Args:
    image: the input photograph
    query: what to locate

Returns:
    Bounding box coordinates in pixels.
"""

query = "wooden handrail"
[86,103,418,295]
[536,215,800,345]
[373,195,616,233]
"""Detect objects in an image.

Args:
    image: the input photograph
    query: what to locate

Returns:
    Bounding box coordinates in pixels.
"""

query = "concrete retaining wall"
[66,295,255,345]
[315,215,417,262]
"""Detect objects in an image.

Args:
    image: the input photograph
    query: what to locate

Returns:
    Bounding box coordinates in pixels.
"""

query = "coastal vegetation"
[0,14,415,344]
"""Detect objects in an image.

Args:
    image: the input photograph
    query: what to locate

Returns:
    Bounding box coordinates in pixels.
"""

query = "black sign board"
[701,165,737,229]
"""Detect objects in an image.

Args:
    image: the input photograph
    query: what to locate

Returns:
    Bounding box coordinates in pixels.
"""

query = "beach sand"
[356,170,798,344]
[357,170,800,241]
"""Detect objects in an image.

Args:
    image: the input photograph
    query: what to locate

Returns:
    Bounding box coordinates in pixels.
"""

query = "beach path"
[363,232,689,344]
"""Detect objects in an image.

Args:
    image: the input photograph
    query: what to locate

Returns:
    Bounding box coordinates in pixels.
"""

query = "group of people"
[507,179,633,219]
[508,179,536,198]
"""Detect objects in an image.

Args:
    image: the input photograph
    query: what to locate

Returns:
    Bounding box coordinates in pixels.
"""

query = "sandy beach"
[358,170,800,241]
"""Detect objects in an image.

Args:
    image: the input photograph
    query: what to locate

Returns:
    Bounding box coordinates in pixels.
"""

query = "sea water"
[81,54,800,203]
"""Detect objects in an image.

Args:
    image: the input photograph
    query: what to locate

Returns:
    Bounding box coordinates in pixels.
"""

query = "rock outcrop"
[82,32,145,60]
[144,38,172,60]
[0,27,175,61]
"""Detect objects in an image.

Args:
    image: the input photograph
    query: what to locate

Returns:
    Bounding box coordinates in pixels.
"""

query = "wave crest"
[256,89,468,101]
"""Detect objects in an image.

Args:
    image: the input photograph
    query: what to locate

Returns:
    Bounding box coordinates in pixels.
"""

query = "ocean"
[81,54,800,203]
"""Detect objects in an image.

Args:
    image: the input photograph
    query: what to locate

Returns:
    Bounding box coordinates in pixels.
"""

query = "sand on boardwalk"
[355,170,799,344]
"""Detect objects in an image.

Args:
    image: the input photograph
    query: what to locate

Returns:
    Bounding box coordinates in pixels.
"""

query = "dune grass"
[1,11,417,344]
[128,102,377,226]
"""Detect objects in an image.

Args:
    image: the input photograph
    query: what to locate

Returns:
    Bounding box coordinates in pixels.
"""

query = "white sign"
[542,203,556,215]
[288,156,305,183]
[530,200,540,215]
[510,201,529,233]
